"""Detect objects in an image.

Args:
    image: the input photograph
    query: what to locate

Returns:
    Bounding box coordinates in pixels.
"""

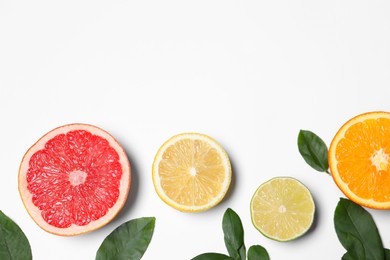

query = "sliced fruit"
[18,124,131,236]
[329,111,390,209]
[152,133,231,212]
[250,177,315,242]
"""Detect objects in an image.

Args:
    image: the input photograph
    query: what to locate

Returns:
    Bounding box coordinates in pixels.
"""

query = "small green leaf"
[238,244,246,260]
[385,248,390,260]
[222,208,246,260]
[191,253,235,260]
[341,251,357,260]
[248,245,269,260]
[340,234,365,260]
[298,130,329,173]
[0,210,32,260]
[96,217,155,260]
[334,198,384,260]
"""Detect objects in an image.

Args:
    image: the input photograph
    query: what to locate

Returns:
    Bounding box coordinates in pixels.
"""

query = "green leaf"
[0,210,32,260]
[334,198,384,260]
[222,208,246,260]
[96,217,155,260]
[342,251,357,260]
[340,234,365,260]
[385,248,390,260]
[238,245,246,260]
[298,130,329,173]
[248,245,269,260]
[191,253,235,260]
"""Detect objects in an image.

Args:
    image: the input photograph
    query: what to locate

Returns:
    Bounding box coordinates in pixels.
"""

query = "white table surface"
[1,1,390,259]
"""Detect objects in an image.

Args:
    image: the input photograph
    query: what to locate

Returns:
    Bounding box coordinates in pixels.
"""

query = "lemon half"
[152,133,231,212]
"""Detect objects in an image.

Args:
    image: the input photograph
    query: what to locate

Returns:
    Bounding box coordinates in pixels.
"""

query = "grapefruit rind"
[329,111,390,210]
[250,177,315,242]
[152,133,231,212]
[18,124,131,236]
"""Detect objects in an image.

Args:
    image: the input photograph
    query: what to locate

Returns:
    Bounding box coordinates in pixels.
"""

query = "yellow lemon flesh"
[152,133,231,212]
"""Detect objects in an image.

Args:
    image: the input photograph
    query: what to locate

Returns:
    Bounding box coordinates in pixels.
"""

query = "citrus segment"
[329,111,390,209]
[250,177,315,242]
[19,124,131,236]
[152,133,231,212]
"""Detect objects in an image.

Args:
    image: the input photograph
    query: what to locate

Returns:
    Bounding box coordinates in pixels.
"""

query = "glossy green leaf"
[340,234,365,260]
[238,245,246,260]
[191,253,235,260]
[341,251,356,260]
[334,198,384,260]
[248,245,269,260]
[341,236,366,260]
[298,130,329,173]
[96,217,155,260]
[0,210,32,260]
[385,248,390,260]
[222,208,246,260]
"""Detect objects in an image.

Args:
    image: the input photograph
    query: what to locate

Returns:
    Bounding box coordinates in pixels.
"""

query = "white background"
[1,1,390,259]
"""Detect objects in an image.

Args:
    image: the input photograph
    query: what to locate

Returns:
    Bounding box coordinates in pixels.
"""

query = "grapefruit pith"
[18,124,131,236]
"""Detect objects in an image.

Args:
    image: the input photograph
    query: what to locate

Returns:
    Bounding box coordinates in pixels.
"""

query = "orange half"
[329,111,390,209]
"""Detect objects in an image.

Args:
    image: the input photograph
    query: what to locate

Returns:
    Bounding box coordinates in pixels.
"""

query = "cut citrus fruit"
[152,133,231,212]
[18,124,131,236]
[329,111,390,209]
[250,177,315,242]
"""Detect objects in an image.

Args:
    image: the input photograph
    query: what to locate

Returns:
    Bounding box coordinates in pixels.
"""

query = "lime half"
[250,177,315,242]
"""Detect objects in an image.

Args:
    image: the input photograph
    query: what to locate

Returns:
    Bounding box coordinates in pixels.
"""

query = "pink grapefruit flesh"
[18,124,131,236]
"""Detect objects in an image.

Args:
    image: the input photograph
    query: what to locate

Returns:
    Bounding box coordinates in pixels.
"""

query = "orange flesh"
[335,118,390,202]
[158,139,225,206]
[26,130,122,228]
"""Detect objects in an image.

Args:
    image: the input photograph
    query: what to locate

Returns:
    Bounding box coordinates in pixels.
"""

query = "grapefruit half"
[18,124,131,236]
